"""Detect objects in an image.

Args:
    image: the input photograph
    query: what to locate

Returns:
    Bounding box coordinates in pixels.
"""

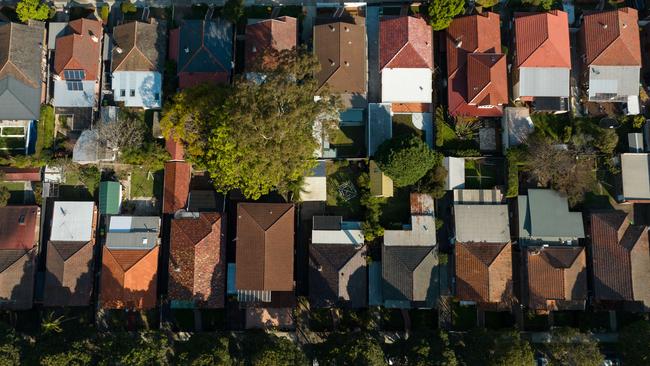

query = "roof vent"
[142,238,148,245]
[317,265,323,272]
[348,41,352,45]
[623,23,628,28]
[91,35,99,43]
[174,266,180,272]
[252,46,257,53]
[115,47,123,54]
[600,22,608,29]
[184,47,190,54]
[344,61,349,67]
[344,26,349,32]
[455,40,463,48]
[329,59,336,66]
[329,24,335,32]
[18,215,25,225]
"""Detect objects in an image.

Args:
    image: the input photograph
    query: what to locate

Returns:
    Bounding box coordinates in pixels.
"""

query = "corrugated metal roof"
[51,201,95,242]
[588,65,640,101]
[621,153,650,200]
[99,181,121,215]
[518,67,570,97]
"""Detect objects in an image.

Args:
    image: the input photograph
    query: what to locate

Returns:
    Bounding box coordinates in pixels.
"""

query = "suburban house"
[52,18,103,111]
[98,181,122,215]
[523,245,587,312]
[163,161,191,214]
[99,216,160,309]
[169,19,234,89]
[517,189,585,244]
[590,211,650,311]
[111,20,167,109]
[43,201,97,307]
[382,194,438,308]
[0,21,45,147]
[245,16,297,74]
[512,11,571,112]
[168,212,226,308]
[379,15,433,112]
[0,206,39,310]
[620,153,650,202]
[453,191,512,309]
[579,8,641,104]
[446,13,507,117]
[309,216,367,308]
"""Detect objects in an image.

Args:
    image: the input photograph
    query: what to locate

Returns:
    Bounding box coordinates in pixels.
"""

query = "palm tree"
[41,312,64,334]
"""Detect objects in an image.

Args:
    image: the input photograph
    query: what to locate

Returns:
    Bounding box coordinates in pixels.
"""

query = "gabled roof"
[112,20,167,72]
[235,203,294,292]
[455,242,512,303]
[0,77,41,120]
[514,11,571,68]
[99,245,159,309]
[591,211,649,304]
[43,240,95,306]
[525,246,587,310]
[582,8,641,67]
[382,245,438,306]
[466,53,507,106]
[54,18,102,80]
[0,248,35,310]
[314,18,367,94]
[169,212,225,308]
[379,15,432,70]
[309,243,367,308]
[245,16,297,70]
[0,206,39,250]
[163,161,190,214]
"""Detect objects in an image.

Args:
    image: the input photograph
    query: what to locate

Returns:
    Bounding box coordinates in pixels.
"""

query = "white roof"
[454,204,510,243]
[53,80,96,107]
[50,201,95,242]
[381,68,432,103]
[621,153,650,200]
[443,157,465,190]
[518,67,570,97]
[312,228,364,245]
[588,66,640,101]
[112,71,162,109]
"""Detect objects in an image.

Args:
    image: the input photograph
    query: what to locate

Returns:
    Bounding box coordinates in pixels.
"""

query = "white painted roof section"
[588,66,640,100]
[627,95,640,115]
[301,161,327,202]
[53,80,95,107]
[621,153,650,200]
[312,228,364,245]
[384,194,436,246]
[381,68,432,103]
[112,71,162,109]
[443,157,465,190]
[50,201,95,242]
[454,204,510,243]
[518,67,570,97]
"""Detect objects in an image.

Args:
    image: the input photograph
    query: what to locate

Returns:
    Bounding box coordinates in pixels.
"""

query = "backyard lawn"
[329,126,366,158]
[464,159,497,189]
[325,160,362,220]
[130,169,163,199]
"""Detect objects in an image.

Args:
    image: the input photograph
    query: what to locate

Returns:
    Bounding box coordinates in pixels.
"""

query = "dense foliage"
[375,135,441,188]
[16,0,50,22]
[619,320,650,365]
[317,332,385,366]
[390,330,458,366]
[427,0,465,31]
[539,327,605,366]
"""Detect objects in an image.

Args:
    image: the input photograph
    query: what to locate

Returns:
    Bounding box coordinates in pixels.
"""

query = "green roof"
[99,181,121,215]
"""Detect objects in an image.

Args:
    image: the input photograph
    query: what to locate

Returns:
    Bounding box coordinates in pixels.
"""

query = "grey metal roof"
[382,245,438,307]
[0,77,41,120]
[621,153,650,200]
[518,67,570,97]
[72,130,114,164]
[454,204,510,243]
[588,65,640,102]
[518,189,585,241]
[106,216,160,250]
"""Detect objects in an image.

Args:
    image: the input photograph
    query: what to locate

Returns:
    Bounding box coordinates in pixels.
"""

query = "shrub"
[121,0,137,14]
[375,135,440,187]
[100,4,110,21]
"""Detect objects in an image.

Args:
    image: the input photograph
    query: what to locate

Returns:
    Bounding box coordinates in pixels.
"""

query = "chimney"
[115,47,123,54]
[91,35,99,43]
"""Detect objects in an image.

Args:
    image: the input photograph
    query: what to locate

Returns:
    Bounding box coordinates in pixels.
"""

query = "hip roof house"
[245,16,297,74]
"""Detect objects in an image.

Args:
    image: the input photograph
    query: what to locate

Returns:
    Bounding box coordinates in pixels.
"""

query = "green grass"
[392,114,424,140]
[380,187,411,229]
[464,160,496,189]
[130,169,163,199]
[1,127,25,136]
[330,126,365,158]
[325,160,362,219]
[436,119,457,147]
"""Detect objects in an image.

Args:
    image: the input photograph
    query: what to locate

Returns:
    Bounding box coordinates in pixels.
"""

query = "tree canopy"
[161,48,339,199]
[16,0,50,22]
[318,332,385,366]
[391,330,458,366]
[236,331,307,366]
[619,320,650,365]
[427,0,465,31]
[375,135,441,188]
[540,327,604,366]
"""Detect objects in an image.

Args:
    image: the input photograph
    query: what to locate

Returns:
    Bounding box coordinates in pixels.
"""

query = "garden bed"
[325,160,363,220]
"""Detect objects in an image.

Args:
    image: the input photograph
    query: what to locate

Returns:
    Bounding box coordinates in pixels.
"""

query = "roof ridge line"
[1,249,30,274]
[124,247,155,274]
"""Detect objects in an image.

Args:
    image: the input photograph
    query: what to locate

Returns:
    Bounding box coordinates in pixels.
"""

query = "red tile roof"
[163,161,190,214]
[53,18,103,80]
[514,11,571,68]
[99,246,159,309]
[0,167,40,182]
[0,206,39,250]
[169,213,225,308]
[581,8,641,66]
[446,13,506,117]
[165,136,184,161]
[379,15,433,70]
[245,16,298,71]
[455,242,512,304]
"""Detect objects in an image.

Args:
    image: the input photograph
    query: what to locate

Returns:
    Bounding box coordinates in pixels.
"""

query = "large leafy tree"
[0,325,20,366]
[619,320,650,365]
[428,0,465,31]
[540,327,605,366]
[375,135,441,187]
[391,330,458,366]
[16,0,50,22]
[161,48,339,199]
[175,334,231,366]
[237,331,307,366]
[458,329,534,366]
[318,332,385,366]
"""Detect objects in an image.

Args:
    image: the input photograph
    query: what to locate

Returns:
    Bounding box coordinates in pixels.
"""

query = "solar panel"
[63,69,85,80]
[66,81,83,91]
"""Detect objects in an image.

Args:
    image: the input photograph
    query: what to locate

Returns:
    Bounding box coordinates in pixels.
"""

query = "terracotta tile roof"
[455,242,512,304]
[99,246,159,309]
[314,17,367,94]
[0,206,39,250]
[0,248,35,310]
[168,213,225,308]
[514,11,571,68]
[0,167,40,181]
[163,161,190,214]
[245,16,298,71]
[112,20,167,72]
[379,15,432,70]
[235,203,294,291]
[446,13,506,117]
[590,211,649,303]
[43,241,95,306]
[581,8,641,66]
[525,246,587,310]
[54,18,102,80]
[165,136,184,161]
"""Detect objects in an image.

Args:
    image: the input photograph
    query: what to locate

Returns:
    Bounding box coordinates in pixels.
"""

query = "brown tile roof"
[379,15,432,70]
[525,246,587,310]
[99,246,159,309]
[112,20,167,72]
[455,242,512,304]
[446,13,506,117]
[245,16,298,71]
[0,167,41,181]
[514,11,571,68]
[168,213,226,308]
[581,8,641,66]
[0,248,35,310]
[309,243,367,308]
[54,18,103,80]
[590,211,649,303]
[43,241,95,306]
[314,18,367,94]
[235,203,294,291]
[163,161,190,214]
[0,206,39,250]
